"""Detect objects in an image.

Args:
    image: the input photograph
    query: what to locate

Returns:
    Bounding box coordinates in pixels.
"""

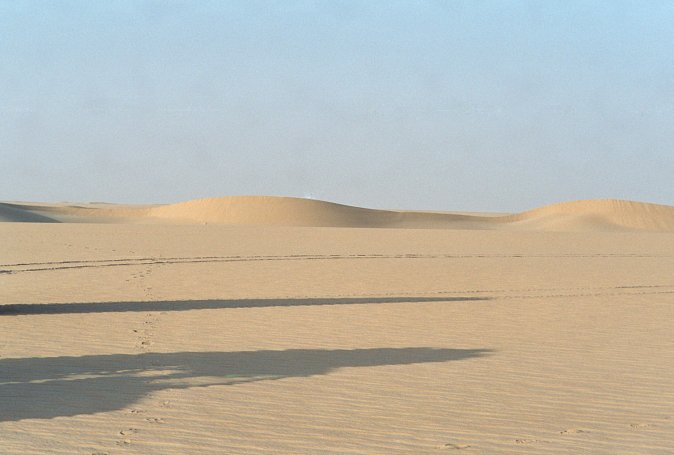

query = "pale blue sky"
[1,1,673,211]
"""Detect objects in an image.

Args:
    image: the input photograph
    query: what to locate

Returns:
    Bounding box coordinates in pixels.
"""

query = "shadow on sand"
[0,296,490,315]
[0,347,491,422]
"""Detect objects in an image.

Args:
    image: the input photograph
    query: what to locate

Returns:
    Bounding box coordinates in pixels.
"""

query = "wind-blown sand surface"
[1,196,674,454]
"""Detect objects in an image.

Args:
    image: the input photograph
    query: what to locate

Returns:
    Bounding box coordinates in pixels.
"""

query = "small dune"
[502,199,674,232]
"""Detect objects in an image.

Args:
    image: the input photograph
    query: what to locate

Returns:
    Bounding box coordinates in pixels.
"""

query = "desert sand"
[1,196,674,454]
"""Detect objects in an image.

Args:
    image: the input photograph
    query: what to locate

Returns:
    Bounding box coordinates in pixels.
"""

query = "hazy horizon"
[2,1,673,212]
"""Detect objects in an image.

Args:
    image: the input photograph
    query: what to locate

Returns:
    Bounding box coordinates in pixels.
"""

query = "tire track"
[2,252,672,274]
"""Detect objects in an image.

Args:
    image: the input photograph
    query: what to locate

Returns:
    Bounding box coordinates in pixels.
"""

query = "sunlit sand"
[2,196,673,453]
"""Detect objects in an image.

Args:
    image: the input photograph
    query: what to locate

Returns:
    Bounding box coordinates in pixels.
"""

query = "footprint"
[630,423,652,429]
[115,439,132,446]
[127,408,144,414]
[560,428,589,435]
[119,428,139,436]
[146,417,165,424]
[445,443,471,450]
[515,439,539,444]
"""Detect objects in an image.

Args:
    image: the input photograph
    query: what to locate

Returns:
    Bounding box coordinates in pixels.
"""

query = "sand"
[4,196,674,231]
[1,196,673,454]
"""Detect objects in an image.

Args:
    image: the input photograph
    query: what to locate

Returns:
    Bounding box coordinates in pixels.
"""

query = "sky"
[1,0,673,211]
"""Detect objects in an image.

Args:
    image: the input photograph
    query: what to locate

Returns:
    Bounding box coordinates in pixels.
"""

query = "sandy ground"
[1,198,674,454]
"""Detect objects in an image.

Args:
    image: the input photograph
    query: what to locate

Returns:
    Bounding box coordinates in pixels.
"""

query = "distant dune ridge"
[2,196,674,232]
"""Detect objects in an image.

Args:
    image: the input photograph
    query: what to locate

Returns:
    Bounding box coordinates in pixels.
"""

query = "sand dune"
[504,199,674,232]
[0,202,152,224]
[148,196,485,229]
[2,196,674,232]
[0,203,59,223]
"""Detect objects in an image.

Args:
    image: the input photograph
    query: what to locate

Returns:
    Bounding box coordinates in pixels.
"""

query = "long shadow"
[0,296,490,315]
[0,347,491,422]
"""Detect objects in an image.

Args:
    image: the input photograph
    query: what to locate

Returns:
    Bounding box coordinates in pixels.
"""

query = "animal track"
[135,313,159,351]
[129,262,160,351]
[560,428,589,435]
